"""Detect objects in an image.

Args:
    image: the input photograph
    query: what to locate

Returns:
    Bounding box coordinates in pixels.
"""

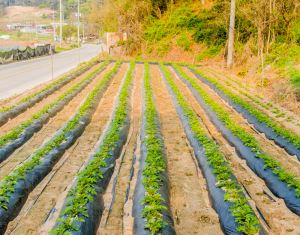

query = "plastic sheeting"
[0,60,99,126]
[0,44,52,64]
[0,77,93,163]
[161,66,244,235]
[0,76,110,233]
[173,66,300,216]
[188,67,300,161]
[133,84,175,235]
[53,118,130,235]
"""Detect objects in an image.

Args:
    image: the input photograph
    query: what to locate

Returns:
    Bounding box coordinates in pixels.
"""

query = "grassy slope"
[142,1,300,90]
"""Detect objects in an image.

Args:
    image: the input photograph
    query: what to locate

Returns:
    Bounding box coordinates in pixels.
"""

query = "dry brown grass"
[0,6,53,24]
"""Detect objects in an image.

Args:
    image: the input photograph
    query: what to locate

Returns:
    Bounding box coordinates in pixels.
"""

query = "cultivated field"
[0,59,299,235]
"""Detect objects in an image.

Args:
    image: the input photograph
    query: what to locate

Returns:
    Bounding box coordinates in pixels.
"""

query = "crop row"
[0,62,121,233]
[201,69,295,123]
[161,64,260,234]
[189,66,300,159]
[0,61,109,162]
[174,65,300,215]
[51,62,134,235]
[0,57,99,126]
[133,63,174,235]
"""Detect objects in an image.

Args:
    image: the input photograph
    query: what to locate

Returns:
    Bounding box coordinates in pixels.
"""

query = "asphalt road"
[0,44,104,99]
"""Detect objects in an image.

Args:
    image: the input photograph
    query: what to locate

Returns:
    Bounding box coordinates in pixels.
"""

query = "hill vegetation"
[90,0,300,109]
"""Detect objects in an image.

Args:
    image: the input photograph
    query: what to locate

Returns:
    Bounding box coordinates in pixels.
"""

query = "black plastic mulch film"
[171,65,300,216]
[0,62,106,163]
[160,66,247,235]
[132,78,175,235]
[0,64,115,234]
[0,45,52,64]
[52,62,132,234]
[188,67,300,161]
[0,60,99,126]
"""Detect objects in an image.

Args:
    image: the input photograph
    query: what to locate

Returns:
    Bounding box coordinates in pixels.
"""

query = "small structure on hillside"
[105,32,127,55]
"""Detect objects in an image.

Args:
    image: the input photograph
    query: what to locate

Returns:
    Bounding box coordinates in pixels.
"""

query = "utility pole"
[59,0,63,47]
[52,0,56,42]
[82,20,85,43]
[227,0,236,68]
[51,0,55,81]
[77,0,80,47]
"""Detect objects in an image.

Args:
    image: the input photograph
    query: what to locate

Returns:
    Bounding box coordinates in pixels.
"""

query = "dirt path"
[198,67,300,136]
[4,64,129,235]
[181,68,300,179]
[151,65,223,235]
[0,64,114,182]
[0,63,101,133]
[97,64,143,234]
[169,67,300,234]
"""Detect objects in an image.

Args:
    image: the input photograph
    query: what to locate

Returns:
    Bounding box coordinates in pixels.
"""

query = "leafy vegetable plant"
[0,62,121,211]
[0,57,99,113]
[175,65,300,198]
[189,66,300,149]
[0,61,109,149]
[161,64,259,235]
[142,63,168,234]
[51,61,134,234]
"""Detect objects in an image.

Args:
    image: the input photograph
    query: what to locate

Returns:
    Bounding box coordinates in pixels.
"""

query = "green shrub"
[196,45,222,61]
[176,33,191,51]
[292,19,300,45]
[290,67,300,87]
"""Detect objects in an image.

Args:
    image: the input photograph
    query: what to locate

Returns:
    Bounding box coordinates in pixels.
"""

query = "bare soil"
[205,64,300,115]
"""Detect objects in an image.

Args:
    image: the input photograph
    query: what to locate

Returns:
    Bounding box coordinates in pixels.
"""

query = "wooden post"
[227,0,236,68]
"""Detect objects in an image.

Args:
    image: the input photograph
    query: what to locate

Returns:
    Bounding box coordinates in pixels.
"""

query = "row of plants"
[203,69,290,119]
[0,62,121,212]
[189,66,300,150]
[0,61,109,150]
[51,62,134,234]
[141,63,172,234]
[161,64,259,234]
[174,65,300,198]
[0,57,99,114]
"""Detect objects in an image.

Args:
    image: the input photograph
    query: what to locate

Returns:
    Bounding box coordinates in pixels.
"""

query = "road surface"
[0,44,103,99]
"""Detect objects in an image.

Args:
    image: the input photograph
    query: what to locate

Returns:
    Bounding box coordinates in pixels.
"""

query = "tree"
[227,0,236,68]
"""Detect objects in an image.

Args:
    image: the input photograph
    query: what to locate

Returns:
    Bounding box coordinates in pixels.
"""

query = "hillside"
[0,6,53,24]
[95,0,300,113]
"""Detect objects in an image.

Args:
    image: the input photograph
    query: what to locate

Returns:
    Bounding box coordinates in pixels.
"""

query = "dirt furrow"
[169,67,300,234]
[0,63,102,133]
[151,65,223,234]
[181,67,300,178]
[4,64,129,235]
[97,64,143,234]
[0,64,114,182]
